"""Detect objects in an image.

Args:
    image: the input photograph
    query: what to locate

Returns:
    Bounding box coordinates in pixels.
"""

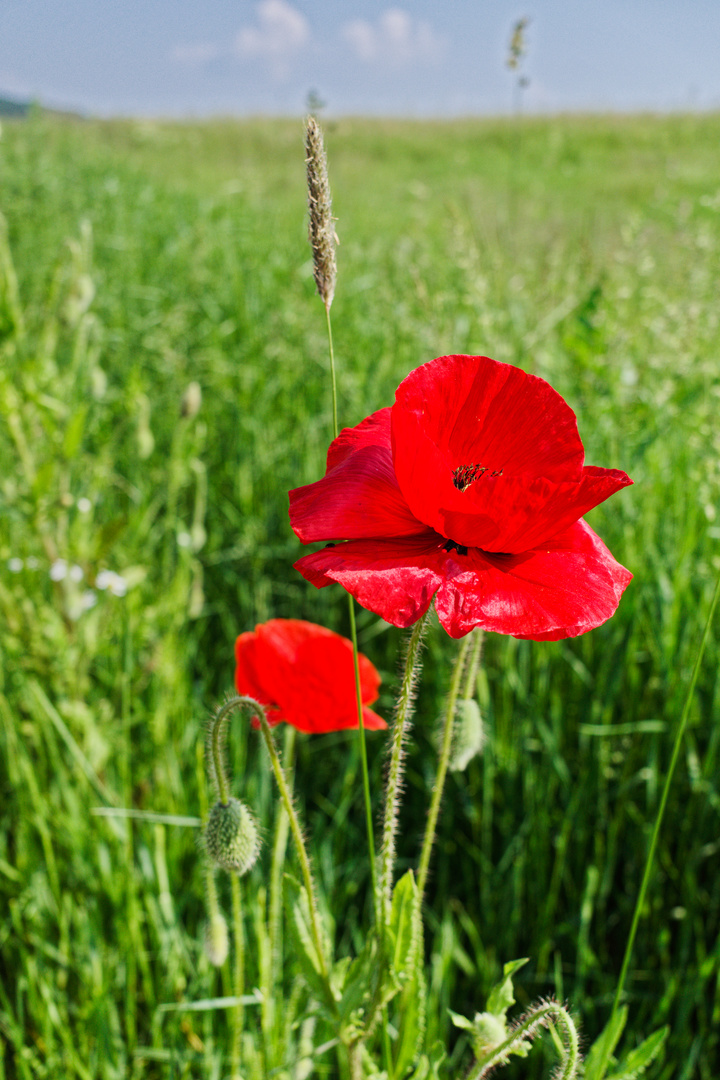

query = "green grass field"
[1,111,720,1078]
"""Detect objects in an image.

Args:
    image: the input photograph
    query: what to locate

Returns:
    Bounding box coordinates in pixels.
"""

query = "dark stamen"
[443,539,468,556]
[452,463,504,491]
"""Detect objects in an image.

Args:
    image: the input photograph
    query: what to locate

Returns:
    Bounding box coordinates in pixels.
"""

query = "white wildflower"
[50,559,68,581]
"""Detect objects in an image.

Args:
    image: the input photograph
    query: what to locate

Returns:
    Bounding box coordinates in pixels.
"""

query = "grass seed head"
[305,115,337,311]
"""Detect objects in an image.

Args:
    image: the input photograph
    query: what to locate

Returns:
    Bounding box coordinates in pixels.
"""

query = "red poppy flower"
[289,355,632,640]
[234,618,386,733]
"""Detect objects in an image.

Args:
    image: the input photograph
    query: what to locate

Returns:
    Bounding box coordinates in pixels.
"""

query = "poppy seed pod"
[204,797,260,875]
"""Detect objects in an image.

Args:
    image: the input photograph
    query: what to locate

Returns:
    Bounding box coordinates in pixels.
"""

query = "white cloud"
[343,8,445,67]
[235,0,310,75]
[173,1,310,78]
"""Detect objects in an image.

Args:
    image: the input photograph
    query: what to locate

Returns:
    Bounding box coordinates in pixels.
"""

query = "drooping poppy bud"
[204,797,260,876]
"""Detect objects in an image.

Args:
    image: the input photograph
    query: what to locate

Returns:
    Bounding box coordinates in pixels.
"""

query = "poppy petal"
[234,629,285,723]
[235,619,386,733]
[433,520,632,639]
[290,409,425,543]
[294,532,447,628]
[326,407,392,470]
[391,354,588,550]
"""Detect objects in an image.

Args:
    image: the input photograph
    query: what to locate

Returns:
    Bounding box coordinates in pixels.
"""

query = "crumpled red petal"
[294,533,448,629]
[290,408,424,543]
[234,619,386,733]
[295,520,631,641]
[433,519,632,639]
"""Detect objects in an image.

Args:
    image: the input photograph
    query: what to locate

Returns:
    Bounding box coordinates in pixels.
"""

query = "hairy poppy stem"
[244,696,331,987]
[601,564,720,1073]
[417,630,482,901]
[230,873,244,1080]
[379,612,430,928]
[208,697,235,805]
[269,724,296,989]
[466,1000,579,1080]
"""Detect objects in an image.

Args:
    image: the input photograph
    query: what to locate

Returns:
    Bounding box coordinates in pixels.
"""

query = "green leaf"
[486,958,529,1017]
[284,874,333,1009]
[584,1007,629,1080]
[407,1041,446,1080]
[389,869,417,979]
[448,1009,475,1032]
[63,405,88,458]
[605,1027,669,1080]
[450,959,532,1066]
[338,931,379,1024]
[393,918,426,1080]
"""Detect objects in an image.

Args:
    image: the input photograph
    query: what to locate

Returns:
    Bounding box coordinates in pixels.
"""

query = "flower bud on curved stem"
[466,999,580,1080]
[219,695,333,998]
[205,797,260,875]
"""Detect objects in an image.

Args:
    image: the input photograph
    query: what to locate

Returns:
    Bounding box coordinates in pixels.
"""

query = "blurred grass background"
[1,111,719,1078]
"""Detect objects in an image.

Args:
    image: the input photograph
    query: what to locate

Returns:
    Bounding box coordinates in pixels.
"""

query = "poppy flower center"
[452,463,504,491]
[443,538,469,556]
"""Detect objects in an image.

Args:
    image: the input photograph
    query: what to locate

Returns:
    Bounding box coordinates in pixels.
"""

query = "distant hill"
[0,96,32,117]
[0,95,84,119]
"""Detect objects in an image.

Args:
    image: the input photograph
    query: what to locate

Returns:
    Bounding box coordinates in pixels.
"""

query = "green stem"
[416,632,475,900]
[466,1001,579,1080]
[323,302,377,913]
[269,725,296,988]
[379,613,430,928]
[230,873,244,1080]
[325,302,338,440]
[323,247,388,1071]
[348,595,380,914]
[209,698,234,805]
[606,565,720,1040]
[248,698,331,988]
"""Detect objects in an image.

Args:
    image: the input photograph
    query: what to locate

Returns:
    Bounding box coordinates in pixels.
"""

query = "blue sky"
[1,0,719,117]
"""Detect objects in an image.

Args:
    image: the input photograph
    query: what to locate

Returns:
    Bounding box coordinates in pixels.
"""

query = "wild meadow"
[1,110,720,1078]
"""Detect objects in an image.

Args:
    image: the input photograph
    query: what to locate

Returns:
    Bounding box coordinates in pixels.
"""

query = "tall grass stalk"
[601,563,720,1068]
[306,115,379,917]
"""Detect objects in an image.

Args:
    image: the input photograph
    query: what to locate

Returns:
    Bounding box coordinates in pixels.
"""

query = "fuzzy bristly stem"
[604,564,720,1060]
[230,873,245,1080]
[417,630,479,900]
[269,724,296,986]
[209,698,234,805]
[466,1000,579,1080]
[243,697,331,990]
[379,612,430,928]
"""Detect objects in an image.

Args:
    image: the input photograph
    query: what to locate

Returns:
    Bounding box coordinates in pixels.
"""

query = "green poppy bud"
[204,797,260,876]
[450,699,486,772]
[204,910,229,967]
